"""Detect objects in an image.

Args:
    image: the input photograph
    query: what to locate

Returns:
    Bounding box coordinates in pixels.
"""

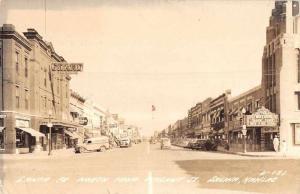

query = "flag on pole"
[152,105,156,111]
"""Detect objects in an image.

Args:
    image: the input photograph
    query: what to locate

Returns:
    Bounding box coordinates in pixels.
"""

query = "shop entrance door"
[264,132,278,151]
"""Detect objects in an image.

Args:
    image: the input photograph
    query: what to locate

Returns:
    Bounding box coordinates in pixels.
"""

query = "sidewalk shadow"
[175,158,300,194]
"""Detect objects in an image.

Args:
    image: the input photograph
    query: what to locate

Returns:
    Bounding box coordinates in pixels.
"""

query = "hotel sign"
[246,106,279,127]
[51,62,83,74]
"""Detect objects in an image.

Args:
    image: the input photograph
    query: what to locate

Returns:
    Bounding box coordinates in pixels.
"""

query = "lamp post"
[241,108,247,153]
[47,110,53,156]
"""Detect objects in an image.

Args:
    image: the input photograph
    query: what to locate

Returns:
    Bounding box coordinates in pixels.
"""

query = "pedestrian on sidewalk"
[273,135,279,152]
[282,140,287,157]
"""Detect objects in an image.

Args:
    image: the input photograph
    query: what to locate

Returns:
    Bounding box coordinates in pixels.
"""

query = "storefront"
[40,121,83,150]
[64,128,83,148]
[0,127,5,149]
[228,107,279,152]
[15,118,45,153]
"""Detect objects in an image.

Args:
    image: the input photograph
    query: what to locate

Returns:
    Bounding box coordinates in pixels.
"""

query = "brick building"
[0,24,80,154]
[209,91,230,139]
[227,86,263,152]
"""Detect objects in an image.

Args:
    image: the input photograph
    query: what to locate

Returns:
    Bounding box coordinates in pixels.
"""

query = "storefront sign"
[16,119,30,128]
[79,117,88,125]
[246,106,279,127]
[294,124,300,145]
[51,62,83,74]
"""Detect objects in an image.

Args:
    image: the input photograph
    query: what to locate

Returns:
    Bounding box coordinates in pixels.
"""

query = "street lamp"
[241,108,247,153]
[47,110,53,156]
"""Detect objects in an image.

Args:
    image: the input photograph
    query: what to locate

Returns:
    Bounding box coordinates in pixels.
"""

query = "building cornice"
[0,27,32,51]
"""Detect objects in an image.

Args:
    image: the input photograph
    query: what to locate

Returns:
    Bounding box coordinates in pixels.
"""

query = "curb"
[216,150,273,157]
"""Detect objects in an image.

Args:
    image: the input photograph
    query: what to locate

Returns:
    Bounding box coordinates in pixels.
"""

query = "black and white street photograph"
[1,0,300,194]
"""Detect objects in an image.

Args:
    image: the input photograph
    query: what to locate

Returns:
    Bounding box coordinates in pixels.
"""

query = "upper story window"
[296,92,300,110]
[66,84,68,98]
[25,89,29,110]
[15,86,20,109]
[25,57,28,78]
[298,51,300,83]
[57,78,60,93]
[15,51,19,74]
[44,69,47,87]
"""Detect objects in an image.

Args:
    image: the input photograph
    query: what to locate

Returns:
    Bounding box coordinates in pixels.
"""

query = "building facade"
[227,86,263,152]
[209,92,230,139]
[0,24,80,154]
[262,1,300,153]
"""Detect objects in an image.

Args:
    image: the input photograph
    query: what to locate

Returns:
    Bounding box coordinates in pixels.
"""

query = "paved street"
[1,142,300,194]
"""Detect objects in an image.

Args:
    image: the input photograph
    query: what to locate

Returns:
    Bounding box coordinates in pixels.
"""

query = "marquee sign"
[51,62,83,74]
[246,106,279,127]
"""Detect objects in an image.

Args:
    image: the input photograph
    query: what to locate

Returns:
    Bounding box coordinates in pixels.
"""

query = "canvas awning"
[64,130,82,140]
[18,128,45,137]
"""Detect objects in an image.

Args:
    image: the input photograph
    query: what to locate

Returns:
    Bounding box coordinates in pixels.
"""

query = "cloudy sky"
[0,0,275,136]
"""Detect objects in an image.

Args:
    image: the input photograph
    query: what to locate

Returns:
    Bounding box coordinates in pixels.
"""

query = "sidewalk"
[0,148,75,160]
[217,148,300,159]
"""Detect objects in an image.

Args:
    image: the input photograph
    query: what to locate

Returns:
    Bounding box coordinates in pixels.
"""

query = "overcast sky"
[0,0,275,136]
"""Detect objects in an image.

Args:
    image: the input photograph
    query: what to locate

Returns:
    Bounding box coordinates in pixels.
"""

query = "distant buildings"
[159,1,300,154]
[0,24,140,154]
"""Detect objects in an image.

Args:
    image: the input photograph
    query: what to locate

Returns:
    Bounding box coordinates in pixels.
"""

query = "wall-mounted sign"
[16,119,30,128]
[246,106,279,127]
[0,114,6,118]
[51,62,83,74]
[79,117,88,125]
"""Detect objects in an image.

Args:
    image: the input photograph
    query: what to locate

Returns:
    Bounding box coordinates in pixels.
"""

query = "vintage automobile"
[191,139,207,150]
[75,136,110,153]
[184,139,198,149]
[160,138,171,149]
[120,137,132,148]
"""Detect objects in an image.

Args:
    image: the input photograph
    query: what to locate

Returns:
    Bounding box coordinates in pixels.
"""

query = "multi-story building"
[262,1,300,153]
[199,98,212,139]
[0,24,80,154]
[209,91,230,139]
[227,86,263,152]
[190,103,202,137]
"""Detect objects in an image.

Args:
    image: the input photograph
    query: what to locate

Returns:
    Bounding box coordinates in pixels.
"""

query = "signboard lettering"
[51,63,83,73]
[246,106,279,127]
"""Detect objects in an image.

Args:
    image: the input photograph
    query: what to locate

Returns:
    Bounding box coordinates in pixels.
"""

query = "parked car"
[160,138,171,149]
[150,139,157,144]
[184,139,198,149]
[120,137,132,148]
[75,136,109,153]
[191,139,207,150]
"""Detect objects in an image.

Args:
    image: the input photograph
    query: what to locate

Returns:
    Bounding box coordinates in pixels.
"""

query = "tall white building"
[262,1,300,153]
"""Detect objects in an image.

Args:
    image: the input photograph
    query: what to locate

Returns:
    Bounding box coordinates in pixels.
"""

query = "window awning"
[64,130,82,139]
[18,128,45,137]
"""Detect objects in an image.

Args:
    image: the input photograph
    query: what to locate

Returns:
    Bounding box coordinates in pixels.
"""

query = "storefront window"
[16,129,28,148]
[294,124,300,145]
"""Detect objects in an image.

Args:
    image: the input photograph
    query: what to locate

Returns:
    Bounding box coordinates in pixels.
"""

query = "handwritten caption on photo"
[13,170,287,185]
